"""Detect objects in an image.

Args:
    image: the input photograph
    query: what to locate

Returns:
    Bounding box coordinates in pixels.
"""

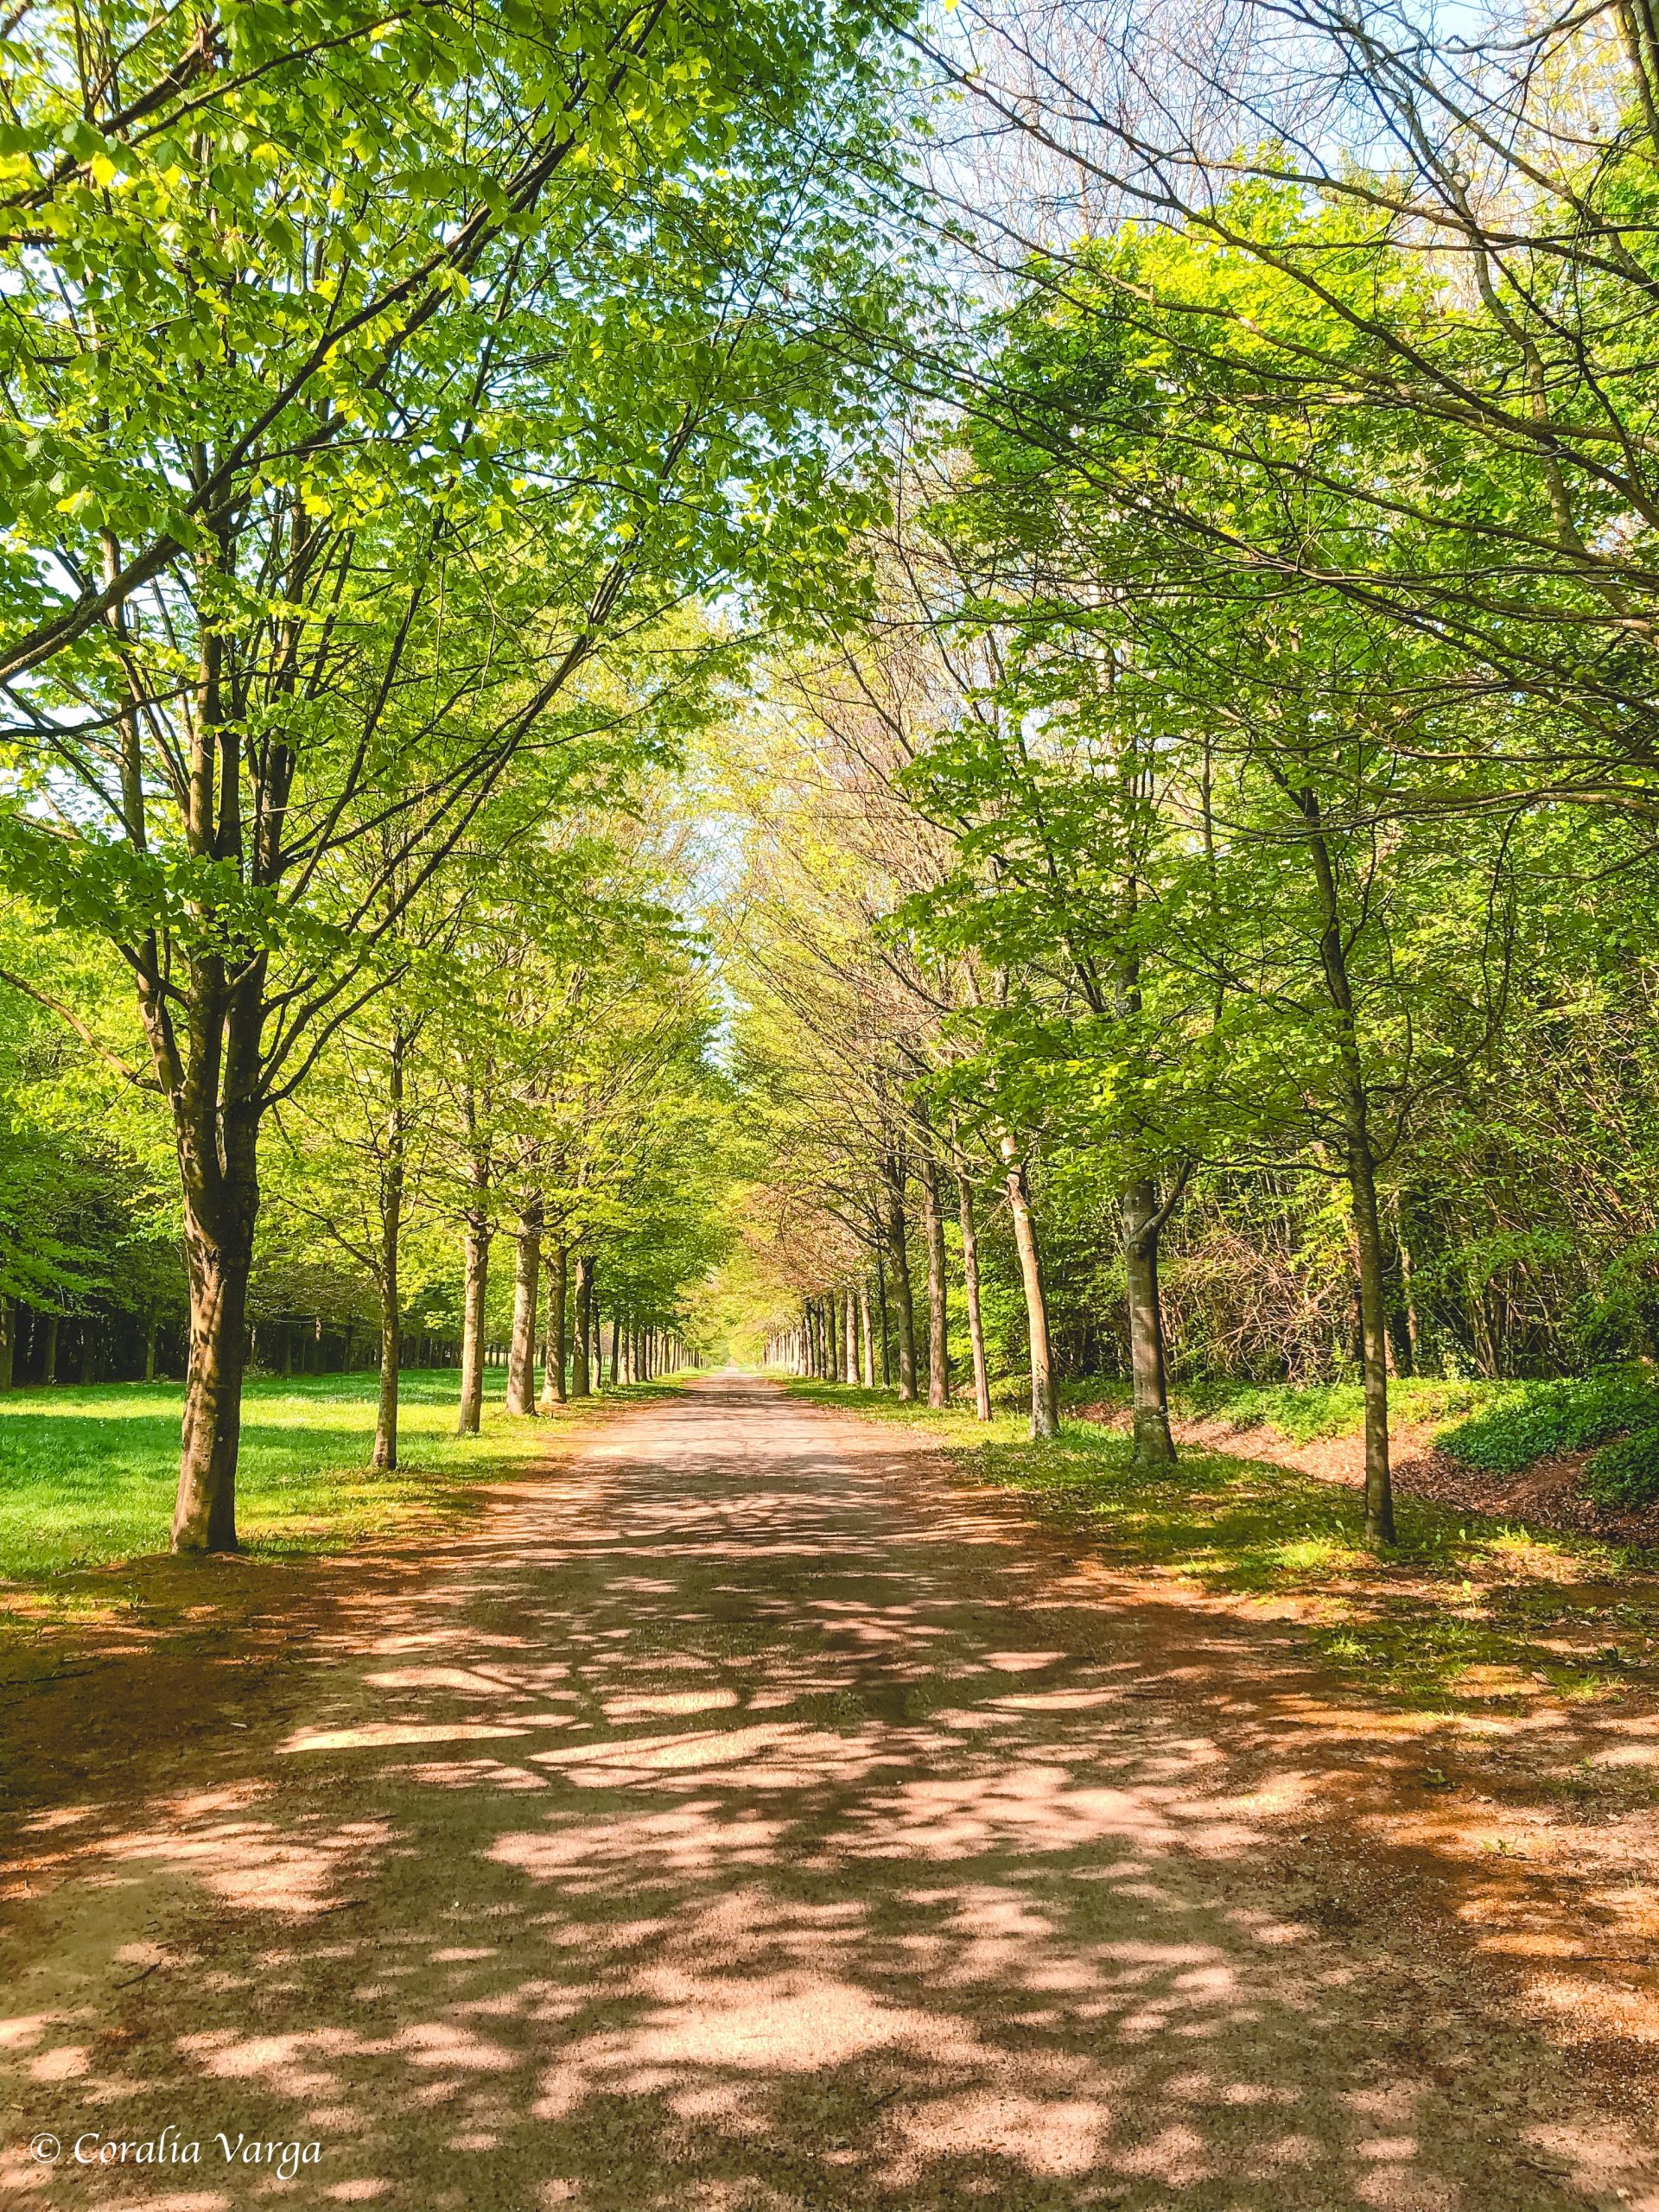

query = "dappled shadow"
[3,1378,1658,2209]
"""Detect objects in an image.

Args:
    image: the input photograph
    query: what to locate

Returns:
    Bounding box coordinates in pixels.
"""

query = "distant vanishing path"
[3,1375,1657,2209]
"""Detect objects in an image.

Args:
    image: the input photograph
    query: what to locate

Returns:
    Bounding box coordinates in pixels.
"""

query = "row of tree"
[1,767,720,1430]
[0,0,918,1546]
[10,0,1659,1560]
[728,0,1659,1543]
[876,0,1659,1555]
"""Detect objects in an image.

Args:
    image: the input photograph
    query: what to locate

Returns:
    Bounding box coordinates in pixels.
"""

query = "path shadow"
[2,1378,1656,2210]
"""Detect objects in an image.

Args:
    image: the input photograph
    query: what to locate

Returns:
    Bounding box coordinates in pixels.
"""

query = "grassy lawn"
[788,1379,1659,1717]
[0,1368,662,1585]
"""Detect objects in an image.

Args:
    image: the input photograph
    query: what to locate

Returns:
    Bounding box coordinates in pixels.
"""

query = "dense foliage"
[8,0,1659,1560]
[722,0,1659,1547]
[0,0,918,1544]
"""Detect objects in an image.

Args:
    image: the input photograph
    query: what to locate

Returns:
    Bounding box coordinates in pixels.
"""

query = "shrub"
[1585,1427,1659,1510]
[1437,1365,1659,1475]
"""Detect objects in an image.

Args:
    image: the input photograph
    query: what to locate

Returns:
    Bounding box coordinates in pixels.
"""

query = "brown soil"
[3,1376,1659,2210]
[1077,1400,1659,1548]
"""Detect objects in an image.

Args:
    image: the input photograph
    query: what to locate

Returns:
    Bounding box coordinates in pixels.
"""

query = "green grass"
[0,1368,665,1583]
[788,1379,1659,1715]
[1064,1371,1501,1443]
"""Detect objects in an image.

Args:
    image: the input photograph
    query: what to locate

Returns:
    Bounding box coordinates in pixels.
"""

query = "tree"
[0,1,917,1547]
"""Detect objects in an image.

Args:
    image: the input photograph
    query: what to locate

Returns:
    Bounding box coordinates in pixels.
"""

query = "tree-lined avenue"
[3,1378,1655,2209]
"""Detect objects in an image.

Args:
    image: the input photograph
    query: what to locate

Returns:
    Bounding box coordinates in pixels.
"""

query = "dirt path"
[3,1376,1658,2210]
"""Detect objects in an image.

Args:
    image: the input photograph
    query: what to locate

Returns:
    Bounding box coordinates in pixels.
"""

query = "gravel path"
[3,1375,1656,2210]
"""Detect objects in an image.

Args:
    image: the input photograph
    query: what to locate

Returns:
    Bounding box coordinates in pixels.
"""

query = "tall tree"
[0,1,916,1546]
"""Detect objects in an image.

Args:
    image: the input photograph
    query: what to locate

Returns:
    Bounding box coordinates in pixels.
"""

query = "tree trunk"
[372,1026,407,1471]
[571,1255,594,1397]
[1383,1224,1413,1379]
[0,1300,12,1392]
[1001,1134,1058,1440]
[1304,792,1395,1547]
[42,1313,57,1386]
[883,1154,917,1402]
[858,1286,874,1388]
[539,1246,568,1408]
[1468,1281,1498,1379]
[374,1274,401,1471]
[107,556,276,1549]
[876,1254,891,1385]
[955,1160,993,1424]
[1122,1178,1177,1465]
[456,1209,490,1436]
[609,1316,620,1386]
[505,1196,542,1416]
[1398,1205,1422,1374]
[842,1288,857,1386]
[1346,1139,1396,1542]
[173,1238,252,1551]
[918,1143,950,1408]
